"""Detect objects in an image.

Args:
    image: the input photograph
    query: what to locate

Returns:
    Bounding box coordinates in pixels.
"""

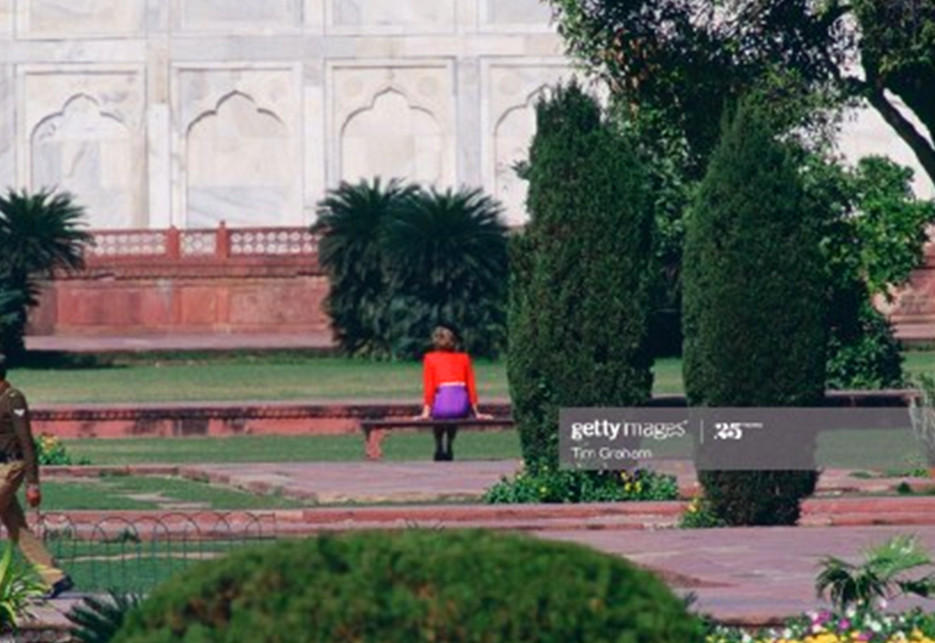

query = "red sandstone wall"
[29,226,331,336]
[884,245,935,343]
[26,226,935,341]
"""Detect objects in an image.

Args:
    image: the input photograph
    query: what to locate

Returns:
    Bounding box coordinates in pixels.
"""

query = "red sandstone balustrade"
[30,224,329,336]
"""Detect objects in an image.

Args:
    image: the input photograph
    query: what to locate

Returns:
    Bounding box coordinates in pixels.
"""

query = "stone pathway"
[188,460,523,504]
[542,525,935,625]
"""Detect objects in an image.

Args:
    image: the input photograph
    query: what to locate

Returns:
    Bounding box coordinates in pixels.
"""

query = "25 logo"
[714,422,744,440]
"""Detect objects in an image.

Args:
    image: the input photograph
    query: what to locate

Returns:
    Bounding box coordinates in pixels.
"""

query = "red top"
[422,351,478,406]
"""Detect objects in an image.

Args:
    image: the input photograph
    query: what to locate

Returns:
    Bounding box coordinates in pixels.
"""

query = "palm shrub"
[0,543,46,633]
[68,591,144,643]
[313,178,418,357]
[314,179,509,360]
[111,530,703,642]
[0,287,26,352]
[683,99,826,526]
[381,186,509,359]
[816,535,935,611]
[507,81,656,469]
[0,188,91,362]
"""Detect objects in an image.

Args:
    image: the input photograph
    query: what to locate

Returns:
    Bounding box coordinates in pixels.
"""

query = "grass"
[8,354,687,404]
[47,539,277,593]
[26,474,306,511]
[9,352,931,405]
[64,432,523,465]
[904,351,935,381]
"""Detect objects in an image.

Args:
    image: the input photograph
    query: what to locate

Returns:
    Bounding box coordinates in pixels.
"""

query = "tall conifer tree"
[683,100,827,525]
[508,82,655,467]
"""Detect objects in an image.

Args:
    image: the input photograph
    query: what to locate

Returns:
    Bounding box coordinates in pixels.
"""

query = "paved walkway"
[544,525,935,624]
[179,460,931,505]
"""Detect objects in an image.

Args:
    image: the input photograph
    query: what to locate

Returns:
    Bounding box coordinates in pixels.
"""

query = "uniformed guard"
[0,354,72,598]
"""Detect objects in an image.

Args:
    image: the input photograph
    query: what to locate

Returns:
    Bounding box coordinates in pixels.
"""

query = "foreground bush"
[112,530,701,643]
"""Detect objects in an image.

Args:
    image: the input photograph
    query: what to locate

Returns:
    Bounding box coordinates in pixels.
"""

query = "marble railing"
[86,224,319,262]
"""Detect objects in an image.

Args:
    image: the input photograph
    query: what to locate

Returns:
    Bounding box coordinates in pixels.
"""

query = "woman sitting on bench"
[419,324,492,461]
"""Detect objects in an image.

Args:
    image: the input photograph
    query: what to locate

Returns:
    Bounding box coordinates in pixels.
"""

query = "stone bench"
[359,417,515,460]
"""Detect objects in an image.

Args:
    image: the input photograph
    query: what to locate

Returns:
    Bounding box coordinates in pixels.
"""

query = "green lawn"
[49,539,276,594]
[9,355,684,405]
[28,474,306,511]
[4,351,929,405]
[65,432,522,466]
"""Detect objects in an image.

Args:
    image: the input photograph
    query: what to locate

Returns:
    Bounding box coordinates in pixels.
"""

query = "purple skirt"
[431,384,471,419]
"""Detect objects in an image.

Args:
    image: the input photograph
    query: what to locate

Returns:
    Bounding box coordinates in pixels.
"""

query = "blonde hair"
[432,326,457,351]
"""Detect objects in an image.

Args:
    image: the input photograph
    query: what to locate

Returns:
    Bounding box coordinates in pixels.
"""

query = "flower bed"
[708,606,935,643]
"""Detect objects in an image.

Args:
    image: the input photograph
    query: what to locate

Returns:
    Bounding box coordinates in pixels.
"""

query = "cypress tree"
[508,82,655,468]
[683,100,827,525]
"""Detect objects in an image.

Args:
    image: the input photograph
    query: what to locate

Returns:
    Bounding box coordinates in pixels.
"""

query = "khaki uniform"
[0,381,65,586]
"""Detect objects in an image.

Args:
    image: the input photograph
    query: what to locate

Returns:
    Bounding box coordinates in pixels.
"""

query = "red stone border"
[31,401,514,438]
[29,391,917,439]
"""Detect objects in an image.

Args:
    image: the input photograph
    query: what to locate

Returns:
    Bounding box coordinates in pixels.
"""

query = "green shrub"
[683,100,826,526]
[35,434,88,466]
[68,590,144,643]
[0,189,91,362]
[484,467,678,504]
[314,180,510,360]
[508,81,655,468]
[695,470,818,527]
[802,154,932,390]
[112,529,702,642]
[380,186,509,359]
[0,543,46,633]
[826,295,904,390]
[678,497,726,529]
[313,178,416,358]
[816,534,935,611]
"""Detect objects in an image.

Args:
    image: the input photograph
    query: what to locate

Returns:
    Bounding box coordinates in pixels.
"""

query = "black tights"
[433,426,458,461]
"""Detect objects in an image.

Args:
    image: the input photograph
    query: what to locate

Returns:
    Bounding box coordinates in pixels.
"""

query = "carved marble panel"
[483,62,571,224]
[481,0,552,28]
[331,63,455,187]
[175,66,302,228]
[181,0,302,31]
[0,66,14,181]
[23,68,146,229]
[0,1,13,38]
[328,0,455,33]
[18,0,145,38]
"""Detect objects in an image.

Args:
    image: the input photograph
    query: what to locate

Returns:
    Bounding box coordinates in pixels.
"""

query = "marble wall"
[0,0,931,229]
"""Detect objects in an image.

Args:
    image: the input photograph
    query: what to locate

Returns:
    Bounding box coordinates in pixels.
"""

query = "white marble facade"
[0,0,931,229]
